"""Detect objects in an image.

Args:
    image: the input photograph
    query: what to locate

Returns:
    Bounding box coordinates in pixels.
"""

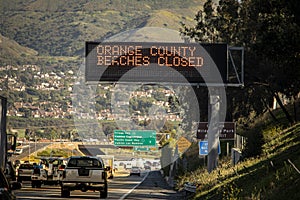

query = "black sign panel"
[197,122,235,140]
[85,42,227,84]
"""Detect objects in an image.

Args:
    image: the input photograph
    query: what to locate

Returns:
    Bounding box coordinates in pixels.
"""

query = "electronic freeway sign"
[85,42,227,84]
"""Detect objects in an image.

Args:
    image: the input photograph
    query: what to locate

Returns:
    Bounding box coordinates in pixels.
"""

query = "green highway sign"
[114,130,156,147]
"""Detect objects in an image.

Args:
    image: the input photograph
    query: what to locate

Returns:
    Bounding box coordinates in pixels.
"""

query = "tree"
[241,0,299,124]
[181,0,300,157]
[181,0,300,124]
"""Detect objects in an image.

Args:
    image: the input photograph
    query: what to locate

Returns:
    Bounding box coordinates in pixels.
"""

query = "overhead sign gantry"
[85,39,244,173]
[85,42,229,85]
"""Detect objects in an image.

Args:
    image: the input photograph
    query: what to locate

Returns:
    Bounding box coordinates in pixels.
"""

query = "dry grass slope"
[176,123,300,199]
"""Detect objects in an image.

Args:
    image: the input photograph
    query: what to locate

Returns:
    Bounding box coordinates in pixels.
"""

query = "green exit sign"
[114,130,156,147]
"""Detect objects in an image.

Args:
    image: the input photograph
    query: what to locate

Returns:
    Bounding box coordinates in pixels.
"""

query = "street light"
[34,134,37,157]
[28,140,30,163]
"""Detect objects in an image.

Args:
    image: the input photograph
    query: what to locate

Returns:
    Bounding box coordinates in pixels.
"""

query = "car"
[144,165,151,170]
[14,148,23,155]
[17,163,34,182]
[130,166,141,176]
[113,164,118,171]
[0,170,17,200]
[152,161,161,169]
[31,157,66,187]
[60,156,108,198]
[125,163,132,170]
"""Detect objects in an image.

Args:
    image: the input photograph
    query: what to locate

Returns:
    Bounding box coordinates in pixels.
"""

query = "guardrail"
[183,182,196,193]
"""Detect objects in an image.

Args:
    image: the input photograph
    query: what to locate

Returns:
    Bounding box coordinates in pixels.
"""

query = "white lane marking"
[119,171,149,200]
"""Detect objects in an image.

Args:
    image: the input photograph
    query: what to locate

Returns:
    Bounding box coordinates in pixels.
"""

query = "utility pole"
[207,89,221,173]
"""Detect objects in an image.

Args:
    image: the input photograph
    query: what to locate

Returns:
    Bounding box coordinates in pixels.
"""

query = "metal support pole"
[207,92,220,173]
[227,142,230,156]
[28,142,30,163]
[34,135,36,152]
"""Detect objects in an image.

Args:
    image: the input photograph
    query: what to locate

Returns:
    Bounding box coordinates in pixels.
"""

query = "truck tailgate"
[64,168,104,182]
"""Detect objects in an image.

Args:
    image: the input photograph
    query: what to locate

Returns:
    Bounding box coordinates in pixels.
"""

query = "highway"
[14,170,185,200]
[15,170,148,199]
[10,142,51,163]
[125,171,185,200]
[11,143,185,199]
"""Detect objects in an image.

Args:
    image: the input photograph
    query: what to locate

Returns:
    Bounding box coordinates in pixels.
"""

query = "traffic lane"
[15,171,146,200]
[125,170,185,200]
[10,143,50,162]
[15,182,101,200]
[109,171,148,199]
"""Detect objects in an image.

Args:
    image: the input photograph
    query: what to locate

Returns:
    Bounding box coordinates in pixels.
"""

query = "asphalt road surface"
[10,142,50,163]
[125,171,187,200]
[14,170,186,200]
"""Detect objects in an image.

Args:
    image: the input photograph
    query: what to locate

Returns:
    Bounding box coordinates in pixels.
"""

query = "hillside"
[0,0,204,61]
[175,122,300,199]
[0,34,38,64]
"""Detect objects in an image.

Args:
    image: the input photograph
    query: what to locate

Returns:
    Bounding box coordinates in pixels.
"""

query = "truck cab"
[31,157,66,187]
[60,156,108,198]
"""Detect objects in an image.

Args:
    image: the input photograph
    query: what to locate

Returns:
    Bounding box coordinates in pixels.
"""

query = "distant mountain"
[0,34,38,65]
[1,0,204,58]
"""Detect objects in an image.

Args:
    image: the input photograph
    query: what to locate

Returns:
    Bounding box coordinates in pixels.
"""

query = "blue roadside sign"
[199,141,221,155]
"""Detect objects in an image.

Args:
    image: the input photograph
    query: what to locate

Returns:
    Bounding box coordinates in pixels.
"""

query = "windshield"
[19,164,33,169]
[67,158,103,168]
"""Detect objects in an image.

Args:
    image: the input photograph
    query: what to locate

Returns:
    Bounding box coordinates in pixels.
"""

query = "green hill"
[1,0,204,60]
[0,34,38,64]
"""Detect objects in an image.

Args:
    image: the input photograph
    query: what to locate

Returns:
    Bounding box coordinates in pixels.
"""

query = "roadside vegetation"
[174,103,300,199]
[1,1,299,198]
[172,1,300,197]
[22,143,83,164]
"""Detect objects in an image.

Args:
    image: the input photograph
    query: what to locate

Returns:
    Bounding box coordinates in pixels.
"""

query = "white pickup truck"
[60,156,109,198]
[31,157,66,188]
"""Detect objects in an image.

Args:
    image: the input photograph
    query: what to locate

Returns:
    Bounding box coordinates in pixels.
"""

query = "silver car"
[17,163,34,182]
